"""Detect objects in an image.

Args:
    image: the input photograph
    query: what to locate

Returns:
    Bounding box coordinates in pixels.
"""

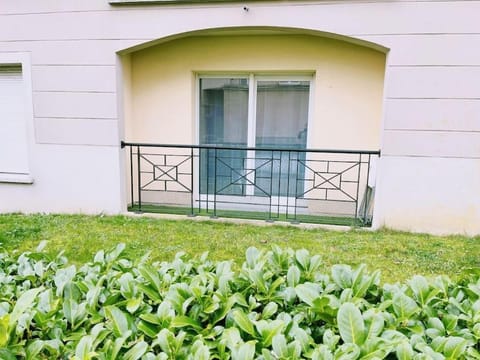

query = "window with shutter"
[0,59,33,183]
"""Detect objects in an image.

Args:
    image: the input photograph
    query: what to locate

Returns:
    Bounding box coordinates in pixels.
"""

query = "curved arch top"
[117,26,390,55]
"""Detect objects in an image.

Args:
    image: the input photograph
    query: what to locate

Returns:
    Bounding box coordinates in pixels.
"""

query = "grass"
[128,204,365,227]
[0,213,479,283]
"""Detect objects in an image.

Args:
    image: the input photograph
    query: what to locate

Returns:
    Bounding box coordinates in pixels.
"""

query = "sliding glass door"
[199,75,311,199]
[199,78,249,196]
[255,79,309,197]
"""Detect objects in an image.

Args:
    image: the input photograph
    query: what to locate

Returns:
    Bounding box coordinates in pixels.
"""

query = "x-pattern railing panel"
[139,152,193,192]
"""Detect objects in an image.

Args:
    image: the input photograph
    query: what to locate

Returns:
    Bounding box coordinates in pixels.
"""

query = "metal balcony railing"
[121,141,380,226]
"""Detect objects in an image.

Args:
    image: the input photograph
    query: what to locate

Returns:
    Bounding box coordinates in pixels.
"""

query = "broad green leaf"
[222,327,242,349]
[261,302,278,319]
[295,282,320,307]
[295,249,310,271]
[109,331,131,360]
[245,247,261,269]
[255,319,285,347]
[364,311,384,341]
[231,309,255,336]
[171,315,203,332]
[9,287,42,328]
[466,347,480,359]
[154,329,184,357]
[154,329,175,356]
[352,265,379,299]
[331,265,353,289]
[415,342,445,360]
[426,317,445,339]
[287,339,302,358]
[392,292,419,320]
[248,270,267,294]
[63,298,77,326]
[431,336,447,353]
[138,263,162,293]
[396,342,414,360]
[137,284,162,303]
[337,302,366,346]
[93,250,105,264]
[287,266,301,287]
[333,342,360,359]
[308,255,322,274]
[26,339,44,360]
[157,301,175,322]
[53,265,76,297]
[360,338,390,359]
[126,298,142,314]
[0,314,9,347]
[75,335,94,360]
[442,314,458,333]
[233,340,256,360]
[105,243,126,263]
[137,321,159,338]
[0,349,16,360]
[323,329,340,351]
[311,345,333,360]
[139,313,161,325]
[85,275,106,310]
[123,341,148,360]
[473,323,480,337]
[119,272,136,299]
[443,336,468,358]
[105,306,131,338]
[312,295,339,323]
[272,334,288,359]
[261,349,276,360]
[190,339,210,360]
[408,275,429,298]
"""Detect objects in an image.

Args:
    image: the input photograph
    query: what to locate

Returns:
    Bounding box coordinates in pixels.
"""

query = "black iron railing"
[121,141,380,226]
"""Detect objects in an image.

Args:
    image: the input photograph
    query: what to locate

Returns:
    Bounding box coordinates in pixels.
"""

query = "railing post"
[212,148,218,218]
[198,148,203,214]
[363,154,372,224]
[286,150,292,221]
[293,150,300,224]
[189,146,195,217]
[136,145,142,213]
[129,145,134,210]
[354,153,362,223]
[266,150,274,222]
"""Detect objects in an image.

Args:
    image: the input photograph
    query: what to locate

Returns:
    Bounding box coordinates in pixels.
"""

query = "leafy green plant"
[0,243,478,359]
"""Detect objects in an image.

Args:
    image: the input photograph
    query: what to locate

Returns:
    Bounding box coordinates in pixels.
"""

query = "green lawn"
[0,213,478,283]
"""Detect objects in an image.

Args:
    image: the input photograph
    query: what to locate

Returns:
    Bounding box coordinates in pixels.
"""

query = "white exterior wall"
[0,0,479,235]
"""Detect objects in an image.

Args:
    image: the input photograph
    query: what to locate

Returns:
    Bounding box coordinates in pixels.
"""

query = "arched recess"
[118,26,388,225]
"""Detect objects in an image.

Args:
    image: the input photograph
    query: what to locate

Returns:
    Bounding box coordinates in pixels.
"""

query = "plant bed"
[0,244,479,359]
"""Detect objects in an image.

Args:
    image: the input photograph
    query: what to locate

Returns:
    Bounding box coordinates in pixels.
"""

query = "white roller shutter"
[0,65,30,175]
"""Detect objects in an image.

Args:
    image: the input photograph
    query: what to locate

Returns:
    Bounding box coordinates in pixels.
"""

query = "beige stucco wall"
[128,34,385,150]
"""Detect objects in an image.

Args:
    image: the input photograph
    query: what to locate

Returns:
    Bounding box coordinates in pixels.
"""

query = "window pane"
[255,80,310,197]
[255,80,309,149]
[199,78,248,146]
[199,78,249,195]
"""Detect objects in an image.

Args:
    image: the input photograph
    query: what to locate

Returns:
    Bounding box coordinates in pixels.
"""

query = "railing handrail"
[121,141,381,156]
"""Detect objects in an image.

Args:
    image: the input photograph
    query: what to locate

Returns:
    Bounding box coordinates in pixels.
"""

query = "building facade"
[0,0,479,235]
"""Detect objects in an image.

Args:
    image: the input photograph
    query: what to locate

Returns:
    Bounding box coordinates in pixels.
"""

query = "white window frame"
[0,52,34,184]
[195,72,315,210]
